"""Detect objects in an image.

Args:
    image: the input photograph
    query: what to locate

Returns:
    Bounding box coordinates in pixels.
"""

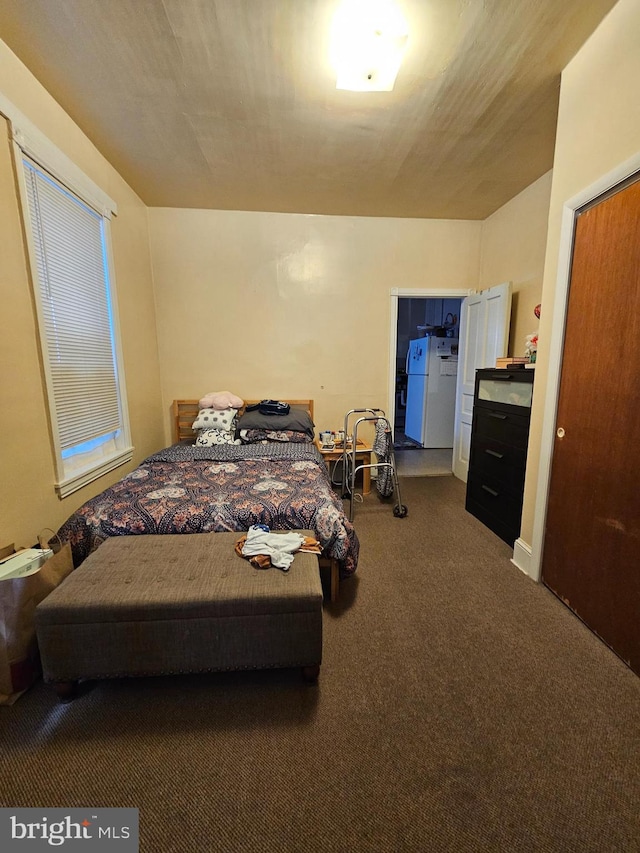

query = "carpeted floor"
[1,477,639,852]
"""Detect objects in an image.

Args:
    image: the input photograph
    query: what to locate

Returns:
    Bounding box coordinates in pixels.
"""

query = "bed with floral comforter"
[57,443,359,577]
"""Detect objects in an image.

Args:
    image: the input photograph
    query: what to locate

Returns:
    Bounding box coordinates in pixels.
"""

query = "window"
[19,156,132,498]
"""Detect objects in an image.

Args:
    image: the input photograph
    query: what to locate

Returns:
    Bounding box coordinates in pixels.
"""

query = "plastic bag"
[0,542,73,704]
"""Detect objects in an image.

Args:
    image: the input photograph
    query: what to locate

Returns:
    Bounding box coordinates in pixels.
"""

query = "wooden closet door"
[542,177,640,675]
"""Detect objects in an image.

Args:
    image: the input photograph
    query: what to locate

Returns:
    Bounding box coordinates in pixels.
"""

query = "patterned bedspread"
[57,443,359,577]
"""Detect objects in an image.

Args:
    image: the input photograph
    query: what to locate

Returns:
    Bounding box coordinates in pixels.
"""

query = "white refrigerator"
[405,337,459,447]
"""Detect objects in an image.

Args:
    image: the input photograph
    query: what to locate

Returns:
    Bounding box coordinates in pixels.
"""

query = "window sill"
[55,447,134,499]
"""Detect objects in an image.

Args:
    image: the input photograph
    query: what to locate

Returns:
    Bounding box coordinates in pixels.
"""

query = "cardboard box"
[0,548,54,580]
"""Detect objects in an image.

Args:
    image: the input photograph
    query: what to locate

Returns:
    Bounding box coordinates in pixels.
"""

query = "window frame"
[11,117,132,498]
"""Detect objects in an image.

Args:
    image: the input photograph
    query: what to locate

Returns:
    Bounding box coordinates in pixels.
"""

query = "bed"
[56,399,359,599]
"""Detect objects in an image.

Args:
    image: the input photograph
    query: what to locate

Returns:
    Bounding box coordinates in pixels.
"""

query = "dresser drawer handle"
[481,485,499,497]
[484,449,504,459]
[488,413,507,420]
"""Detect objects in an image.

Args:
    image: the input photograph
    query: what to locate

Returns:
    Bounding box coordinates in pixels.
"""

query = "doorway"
[394,296,462,474]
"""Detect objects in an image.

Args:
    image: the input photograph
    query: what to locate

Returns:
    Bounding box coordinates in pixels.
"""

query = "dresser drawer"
[473,406,530,448]
[470,437,527,491]
[466,475,523,534]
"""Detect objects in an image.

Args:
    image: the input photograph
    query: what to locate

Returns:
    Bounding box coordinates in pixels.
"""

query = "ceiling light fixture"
[330,0,409,92]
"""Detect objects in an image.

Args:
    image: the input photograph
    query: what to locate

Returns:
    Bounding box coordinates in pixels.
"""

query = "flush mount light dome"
[330,0,409,92]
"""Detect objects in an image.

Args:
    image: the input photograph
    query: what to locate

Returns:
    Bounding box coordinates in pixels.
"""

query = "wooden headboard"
[172,399,314,444]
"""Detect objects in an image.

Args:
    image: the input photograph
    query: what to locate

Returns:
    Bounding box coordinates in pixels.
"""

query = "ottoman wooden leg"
[53,681,78,702]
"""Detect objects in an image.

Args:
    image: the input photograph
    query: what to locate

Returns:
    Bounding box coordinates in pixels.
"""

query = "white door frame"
[528,151,640,582]
[388,288,472,428]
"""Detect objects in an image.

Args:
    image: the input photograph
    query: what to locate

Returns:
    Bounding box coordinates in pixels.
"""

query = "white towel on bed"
[241,527,305,571]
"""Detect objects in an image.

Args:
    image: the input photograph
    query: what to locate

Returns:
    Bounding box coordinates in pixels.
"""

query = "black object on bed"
[244,400,291,416]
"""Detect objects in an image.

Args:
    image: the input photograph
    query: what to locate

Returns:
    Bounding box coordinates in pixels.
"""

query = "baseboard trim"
[511,538,537,581]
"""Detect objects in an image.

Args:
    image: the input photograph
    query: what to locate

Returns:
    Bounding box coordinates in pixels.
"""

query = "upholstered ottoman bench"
[35,532,323,700]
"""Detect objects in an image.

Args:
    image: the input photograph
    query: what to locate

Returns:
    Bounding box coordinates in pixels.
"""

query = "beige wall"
[479,172,552,357]
[148,209,482,439]
[521,0,640,547]
[0,39,163,549]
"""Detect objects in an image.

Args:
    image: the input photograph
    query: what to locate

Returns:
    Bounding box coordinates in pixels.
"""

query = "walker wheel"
[393,505,408,518]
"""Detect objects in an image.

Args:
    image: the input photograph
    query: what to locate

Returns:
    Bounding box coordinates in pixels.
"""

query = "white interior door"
[452,282,512,481]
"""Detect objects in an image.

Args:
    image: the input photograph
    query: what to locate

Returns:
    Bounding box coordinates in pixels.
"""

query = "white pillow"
[192,407,237,432]
[195,429,241,446]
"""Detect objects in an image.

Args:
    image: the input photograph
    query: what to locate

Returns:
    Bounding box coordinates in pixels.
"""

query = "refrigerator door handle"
[405,344,411,375]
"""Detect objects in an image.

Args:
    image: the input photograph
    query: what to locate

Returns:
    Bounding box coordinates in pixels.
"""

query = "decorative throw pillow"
[192,407,237,432]
[198,391,244,410]
[195,429,241,446]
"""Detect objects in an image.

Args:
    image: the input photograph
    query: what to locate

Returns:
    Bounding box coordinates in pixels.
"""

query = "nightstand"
[315,439,373,495]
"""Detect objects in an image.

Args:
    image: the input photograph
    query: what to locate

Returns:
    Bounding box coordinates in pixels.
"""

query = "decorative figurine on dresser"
[465,367,534,546]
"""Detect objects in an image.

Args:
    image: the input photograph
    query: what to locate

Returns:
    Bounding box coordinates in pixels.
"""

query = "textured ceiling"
[0,0,618,219]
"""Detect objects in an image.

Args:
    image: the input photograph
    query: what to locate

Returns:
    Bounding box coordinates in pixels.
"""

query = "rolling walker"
[340,408,407,522]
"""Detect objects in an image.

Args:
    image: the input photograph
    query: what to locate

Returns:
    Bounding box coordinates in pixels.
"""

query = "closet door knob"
[556,427,565,439]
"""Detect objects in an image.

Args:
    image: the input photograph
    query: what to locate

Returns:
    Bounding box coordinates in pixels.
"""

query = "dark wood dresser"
[465,367,534,546]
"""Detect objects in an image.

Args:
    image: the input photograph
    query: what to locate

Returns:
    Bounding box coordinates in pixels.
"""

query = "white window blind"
[23,160,120,448]
[20,156,132,496]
